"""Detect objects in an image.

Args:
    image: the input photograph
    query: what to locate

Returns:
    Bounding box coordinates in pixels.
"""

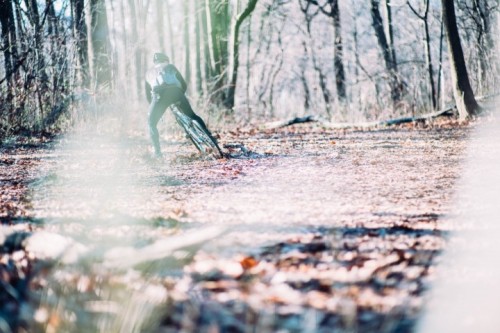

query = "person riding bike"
[145,52,217,158]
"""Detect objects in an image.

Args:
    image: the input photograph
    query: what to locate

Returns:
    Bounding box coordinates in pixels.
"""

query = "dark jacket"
[145,63,187,104]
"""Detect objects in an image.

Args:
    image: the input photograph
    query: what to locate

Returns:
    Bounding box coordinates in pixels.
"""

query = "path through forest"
[0,119,471,332]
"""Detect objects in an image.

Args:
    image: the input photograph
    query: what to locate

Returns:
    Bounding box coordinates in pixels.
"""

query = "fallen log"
[319,106,456,129]
[263,107,455,130]
[263,115,318,129]
[261,93,500,131]
[379,106,456,126]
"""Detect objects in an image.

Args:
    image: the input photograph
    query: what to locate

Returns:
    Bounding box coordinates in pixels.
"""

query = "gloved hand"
[153,84,167,94]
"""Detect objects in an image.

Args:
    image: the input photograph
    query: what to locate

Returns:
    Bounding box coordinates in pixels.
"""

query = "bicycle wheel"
[190,120,224,158]
[172,108,224,159]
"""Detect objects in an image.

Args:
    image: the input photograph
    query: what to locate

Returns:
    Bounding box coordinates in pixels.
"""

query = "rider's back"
[146,64,185,91]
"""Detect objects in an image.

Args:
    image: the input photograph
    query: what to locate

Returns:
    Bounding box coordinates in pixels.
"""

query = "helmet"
[153,52,170,64]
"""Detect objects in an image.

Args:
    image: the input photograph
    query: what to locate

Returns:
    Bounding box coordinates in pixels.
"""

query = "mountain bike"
[170,104,224,159]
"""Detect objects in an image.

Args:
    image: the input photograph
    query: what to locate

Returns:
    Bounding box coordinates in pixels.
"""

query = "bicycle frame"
[170,105,223,159]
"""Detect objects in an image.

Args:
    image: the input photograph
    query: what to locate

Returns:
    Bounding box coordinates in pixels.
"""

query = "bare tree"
[90,0,112,89]
[165,0,175,63]
[442,0,479,118]
[384,0,397,75]
[436,16,445,109]
[0,0,17,87]
[370,0,404,104]
[155,0,165,54]
[300,0,333,116]
[71,0,89,87]
[226,0,259,109]
[300,41,312,111]
[299,0,346,104]
[183,0,191,92]
[457,0,499,94]
[201,0,213,86]
[127,0,141,96]
[407,0,437,110]
[2,0,497,135]
[195,0,203,94]
[208,0,230,104]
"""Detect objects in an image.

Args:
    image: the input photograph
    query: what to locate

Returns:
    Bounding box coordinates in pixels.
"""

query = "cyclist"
[145,52,216,157]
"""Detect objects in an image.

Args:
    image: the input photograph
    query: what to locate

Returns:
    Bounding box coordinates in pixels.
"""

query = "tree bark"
[408,0,437,110]
[437,17,445,109]
[118,0,129,95]
[201,0,213,82]
[183,0,191,92]
[195,0,203,94]
[384,0,397,72]
[90,0,112,90]
[469,0,496,94]
[330,0,346,103]
[72,0,89,87]
[156,0,165,53]
[46,0,60,90]
[165,0,175,63]
[225,0,259,109]
[127,0,141,96]
[300,1,332,116]
[423,3,436,110]
[300,0,347,104]
[24,0,48,85]
[0,0,16,86]
[370,0,403,103]
[269,31,284,117]
[208,0,230,104]
[246,15,251,116]
[442,0,479,118]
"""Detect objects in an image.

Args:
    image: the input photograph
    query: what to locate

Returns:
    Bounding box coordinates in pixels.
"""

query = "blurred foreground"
[0,118,471,332]
[419,112,500,332]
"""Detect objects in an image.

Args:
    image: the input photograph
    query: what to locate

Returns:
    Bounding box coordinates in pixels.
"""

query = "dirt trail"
[150,124,468,332]
[185,126,465,245]
[0,122,470,332]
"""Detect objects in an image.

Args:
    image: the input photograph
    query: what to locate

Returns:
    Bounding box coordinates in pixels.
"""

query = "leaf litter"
[0,119,472,332]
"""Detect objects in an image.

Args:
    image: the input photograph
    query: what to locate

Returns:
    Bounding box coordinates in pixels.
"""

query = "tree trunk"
[195,0,203,94]
[408,0,436,110]
[300,1,333,116]
[0,0,16,86]
[225,0,258,109]
[127,0,141,96]
[201,0,213,82]
[384,0,397,72]
[13,1,24,53]
[330,0,346,103]
[470,0,496,94]
[72,0,89,87]
[442,0,479,118]
[209,0,223,78]
[46,0,59,90]
[183,0,191,92]
[370,0,402,104]
[208,0,230,104]
[156,0,165,53]
[90,0,112,90]
[269,29,284,117]
[437,17,445,109]
[165,0,175,63]
[300,0,347,105]
[119,0,129,95]
[0,0,17,125]
[24,0,48,85]
[423,13,437,109]
[246,15,251,116]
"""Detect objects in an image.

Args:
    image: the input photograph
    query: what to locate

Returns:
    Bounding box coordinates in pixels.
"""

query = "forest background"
[1,1,500,331]
[0,0,499,137]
